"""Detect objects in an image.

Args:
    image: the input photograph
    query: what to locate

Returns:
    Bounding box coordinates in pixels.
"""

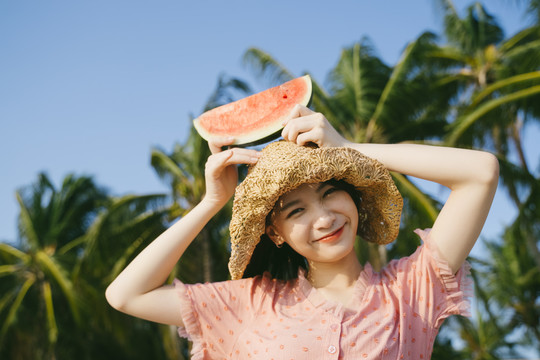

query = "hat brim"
[228,141,403,280]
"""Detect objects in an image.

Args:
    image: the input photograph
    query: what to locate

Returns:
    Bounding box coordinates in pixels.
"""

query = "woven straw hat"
[228,141,403,280]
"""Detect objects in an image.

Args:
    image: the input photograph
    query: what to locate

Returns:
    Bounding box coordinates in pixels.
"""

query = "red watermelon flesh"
[193,75,312,146]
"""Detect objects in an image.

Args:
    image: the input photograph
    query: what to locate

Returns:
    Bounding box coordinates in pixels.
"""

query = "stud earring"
[274,236,285,248]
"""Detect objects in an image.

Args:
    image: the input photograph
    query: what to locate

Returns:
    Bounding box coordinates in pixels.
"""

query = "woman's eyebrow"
[316,183,329,193]
[278,199,301,214]
[279,184,329,213]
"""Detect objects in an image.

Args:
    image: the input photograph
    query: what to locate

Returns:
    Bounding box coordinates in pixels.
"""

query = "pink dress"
[174,229,472,359]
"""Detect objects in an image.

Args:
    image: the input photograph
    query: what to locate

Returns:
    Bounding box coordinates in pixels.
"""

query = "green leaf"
[242,47,294,86]
[392,172,439,222]
[15,192,40,248]
[470,71,540,107]
[0,243,29,262]
[41,281,58,345]
[0,265,19,277]
[447,85,540,145]
[151,148,189,185]
[0,275,35,345]
[109,234,147,282]
[35,251,81,324]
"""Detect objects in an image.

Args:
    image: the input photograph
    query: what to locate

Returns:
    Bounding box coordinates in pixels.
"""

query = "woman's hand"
[203,137,261,209]
[281,104,350,148]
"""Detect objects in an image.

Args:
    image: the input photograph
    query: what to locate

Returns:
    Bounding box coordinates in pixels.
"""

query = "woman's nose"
[314,206,336,229]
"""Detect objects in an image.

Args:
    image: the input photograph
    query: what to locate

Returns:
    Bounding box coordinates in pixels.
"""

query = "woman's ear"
[266,226,285,247]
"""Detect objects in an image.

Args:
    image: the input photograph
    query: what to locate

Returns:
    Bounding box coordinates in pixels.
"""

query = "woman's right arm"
[105,138,260,326]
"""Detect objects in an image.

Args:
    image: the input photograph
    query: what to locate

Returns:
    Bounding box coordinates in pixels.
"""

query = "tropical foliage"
[1,0,539,358]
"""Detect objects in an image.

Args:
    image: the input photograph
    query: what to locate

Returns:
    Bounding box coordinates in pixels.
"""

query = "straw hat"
[228,141,403,280]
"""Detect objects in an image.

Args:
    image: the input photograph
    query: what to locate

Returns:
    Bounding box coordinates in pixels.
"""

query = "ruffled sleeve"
[384,228,472,329]
[173,274,282,359]
[415,229,472,324]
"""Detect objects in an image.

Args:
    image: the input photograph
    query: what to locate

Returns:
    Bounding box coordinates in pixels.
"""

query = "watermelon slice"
[193,75,312,146]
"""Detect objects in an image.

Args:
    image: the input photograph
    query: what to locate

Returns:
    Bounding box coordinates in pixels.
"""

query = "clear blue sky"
[0,0,535,246]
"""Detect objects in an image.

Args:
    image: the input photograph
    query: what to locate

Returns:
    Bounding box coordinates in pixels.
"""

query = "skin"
[106,104,499,328]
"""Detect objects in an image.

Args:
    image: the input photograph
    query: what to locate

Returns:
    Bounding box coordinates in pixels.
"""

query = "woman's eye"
[323,187,339,197]
[286,208,304,218]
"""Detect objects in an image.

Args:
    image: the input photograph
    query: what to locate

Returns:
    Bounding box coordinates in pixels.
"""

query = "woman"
[106,105,499,359]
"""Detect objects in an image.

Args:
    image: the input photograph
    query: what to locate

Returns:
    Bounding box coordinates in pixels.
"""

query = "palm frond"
[243,47,295,86]
[151,147,190,187]
[368,32,441,142]
[0,275,35,345]
[0,265,19,277]
[392,173,439,222]
[35,251,81,324]
[370,38,418,125]
[446,84,540,145]
[108,232,148,282]
[0,243,29,261]
[15,191,40,249]
[470,71,540,107]
[203,73,253,111]
[41,281,58,345]
[499,25,540,54]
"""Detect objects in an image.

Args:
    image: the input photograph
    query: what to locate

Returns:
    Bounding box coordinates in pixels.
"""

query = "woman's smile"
[314,225,345,243]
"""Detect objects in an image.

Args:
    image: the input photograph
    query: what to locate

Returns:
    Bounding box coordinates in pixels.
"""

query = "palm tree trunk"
[524,232,540,273]
[201,228,213,283]
[493,127,522,209]
[510,117,529,173]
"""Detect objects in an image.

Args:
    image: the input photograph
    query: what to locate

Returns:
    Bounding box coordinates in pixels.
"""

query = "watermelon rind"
[193,75,312,146]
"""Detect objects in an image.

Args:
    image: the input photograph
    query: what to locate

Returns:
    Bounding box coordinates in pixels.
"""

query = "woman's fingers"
[221,148,261,166]
[282,112,327,144]
[282,104,348,148]
[208,136,235,154]
[203,148,260,207]
[284,104,315,126]
[206,148,260,176]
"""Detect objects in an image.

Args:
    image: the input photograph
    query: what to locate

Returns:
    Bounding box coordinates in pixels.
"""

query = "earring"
[274,236,285,248]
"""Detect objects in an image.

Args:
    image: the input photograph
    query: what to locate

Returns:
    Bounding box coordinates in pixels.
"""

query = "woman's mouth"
[316,226,344,243]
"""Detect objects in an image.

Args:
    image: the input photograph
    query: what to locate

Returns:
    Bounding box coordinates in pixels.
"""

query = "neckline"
[296,265,372,316]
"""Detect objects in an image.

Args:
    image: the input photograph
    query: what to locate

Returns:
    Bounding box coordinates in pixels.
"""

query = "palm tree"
[0,172,176,359]
[427,1,540,357]
[431,1,540,157]
[0,173,107,359]
[74,192,176,360]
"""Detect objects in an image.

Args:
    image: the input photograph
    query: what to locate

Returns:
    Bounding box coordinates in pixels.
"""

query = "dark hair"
[242,179,361,281]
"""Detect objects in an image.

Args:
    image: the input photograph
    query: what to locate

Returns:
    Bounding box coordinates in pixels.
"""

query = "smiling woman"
[106,105,499,359]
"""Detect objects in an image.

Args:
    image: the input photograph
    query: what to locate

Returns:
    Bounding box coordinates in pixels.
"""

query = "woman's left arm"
[282,105,499,273]
[350,143,499,273]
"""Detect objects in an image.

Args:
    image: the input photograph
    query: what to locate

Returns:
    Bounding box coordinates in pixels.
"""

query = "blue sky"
[0,0,536,246]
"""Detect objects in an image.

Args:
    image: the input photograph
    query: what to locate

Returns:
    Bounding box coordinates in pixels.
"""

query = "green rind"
[193,75,312,146]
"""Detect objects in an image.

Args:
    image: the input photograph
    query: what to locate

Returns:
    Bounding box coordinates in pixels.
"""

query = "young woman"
[106,105,499,359]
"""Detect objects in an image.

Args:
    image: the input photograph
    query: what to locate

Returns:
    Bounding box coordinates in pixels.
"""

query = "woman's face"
[266,182,359,264]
